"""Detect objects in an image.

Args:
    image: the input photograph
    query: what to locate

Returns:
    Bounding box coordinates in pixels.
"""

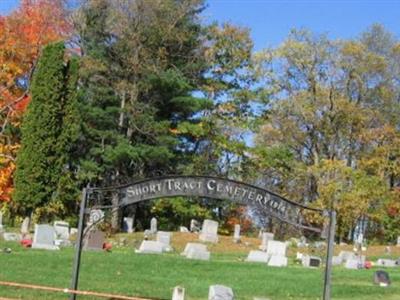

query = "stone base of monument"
[208,285,234,300]
[136,240,165,254]
[345,259,361,269]
[246,251,269,263]
[267,255,288,267]
[32,243,60,250]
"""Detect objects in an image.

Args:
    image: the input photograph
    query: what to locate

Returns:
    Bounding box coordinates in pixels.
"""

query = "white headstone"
[345,259,360,269]
[338,251,356,262]
[302,255,321,268]
[332,256,343,266]
[182,243,210,261]
[266,241,287,257]
[397,236,400,247]
[70,228,78,235]
[156,231,172,251]
[172,286,185,300]
[190,219,200,232]
[180,226,189,232]
[123,217,134,233]
[54,221,69,240]
[199,219,219,243]
[21,217,30,234]
[150,217,157,233]
[0,212,3,231]
[3,232,21,241]
[32,224,59,250]
[233,224,241,243]
[268,255,288,267]
[136,240,164,254]
[208,285,234,300]
[376,258,397,267]
[296,252,303,260]
[246,250,269,263]
[259,232,274,251]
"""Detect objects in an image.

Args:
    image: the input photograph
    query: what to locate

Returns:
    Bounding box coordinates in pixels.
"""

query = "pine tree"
[14,42,81,220]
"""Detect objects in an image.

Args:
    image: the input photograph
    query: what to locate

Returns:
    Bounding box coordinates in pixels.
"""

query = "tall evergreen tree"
[14,42,81,221]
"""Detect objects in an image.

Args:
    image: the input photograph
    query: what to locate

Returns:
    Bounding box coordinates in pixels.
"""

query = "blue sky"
[1,0,399,50]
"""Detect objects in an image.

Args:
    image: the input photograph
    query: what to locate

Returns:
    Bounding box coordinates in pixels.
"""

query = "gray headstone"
[84,229,105,251]
[199,219,219,243]
[338,251,356,262]
[259,232,274,251]
[208,285,234,300]
[172,286,185,300]
[397,236,400,247]
[233,224,241,243]
[268,255,288,267]
[54,221,69,240]
[345,259,360,269]
[150,217,157,233]
[0,212,3,230]
[136,240,164,254]
[246,250,269,263]
[123,217,134,233]
[32,224,59,250]
[20,217,30,234]
[373,270,390,287]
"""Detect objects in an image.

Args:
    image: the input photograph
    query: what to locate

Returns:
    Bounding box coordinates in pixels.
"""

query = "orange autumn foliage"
[0,0,71,202]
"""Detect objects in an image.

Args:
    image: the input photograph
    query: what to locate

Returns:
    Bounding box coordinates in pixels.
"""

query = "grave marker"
[208,285,234,300]
[136,240,164,254]
[150,217,157,234]
[233,224,241,243]
[84,229,105,251]
[199,219,219,243]
[259,232,274,251]
[123,217,133,233]
[32,224,59,250]
[373,270,390,287]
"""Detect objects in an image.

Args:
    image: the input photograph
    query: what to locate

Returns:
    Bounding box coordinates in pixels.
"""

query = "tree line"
[1,0,399,243]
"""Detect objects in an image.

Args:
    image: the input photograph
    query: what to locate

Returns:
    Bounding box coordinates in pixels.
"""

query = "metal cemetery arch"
[70,175,336,300]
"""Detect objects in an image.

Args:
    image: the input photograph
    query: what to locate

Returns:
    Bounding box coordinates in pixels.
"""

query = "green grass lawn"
[0,241,399,300]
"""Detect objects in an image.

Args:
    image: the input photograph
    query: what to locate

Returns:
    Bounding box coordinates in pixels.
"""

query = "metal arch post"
[70,188,88,300]
[323,210,336,300]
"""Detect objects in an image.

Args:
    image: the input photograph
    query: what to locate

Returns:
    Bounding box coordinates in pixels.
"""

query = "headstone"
[156,231,172,251]
[32,224,59,250]
[296,252,303,260]
[84,229,105,251]
[136,240,164,254]
[268,255,288,267]
[373,270,391,287]
[54,221,69,240]
[199,219,219,243]
[332,256,343,266]
[345,259,360,269]
[0,212,3,231]
[182,243,210,261]
[385,246,391,254]
[190,219,200,232]
[3,232,21,241]
[376,258,397,267]
[297,236,307,247]
[150,217,157,234]
[208,285,234,300]
[89,209,104,224]
[180,226,189,232]
[266,241,287,257]
[259,232,274,251]
[397,236,400,247]
[123,217,134,233]
[172,286,185,300]
[70,228,78,235]
[20,217,30,235]
[246,250,269,263]
[338,251,356,262]
[233,224,241,243]
[302,255,321,268]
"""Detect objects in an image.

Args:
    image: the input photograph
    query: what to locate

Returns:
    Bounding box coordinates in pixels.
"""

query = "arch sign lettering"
[70,175,336,300]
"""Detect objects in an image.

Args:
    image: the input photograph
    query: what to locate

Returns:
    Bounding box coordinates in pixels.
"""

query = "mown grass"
[0,240,400,300]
